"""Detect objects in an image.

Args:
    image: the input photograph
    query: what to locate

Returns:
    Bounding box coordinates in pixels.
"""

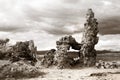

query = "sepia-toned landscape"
[0,0,120,80]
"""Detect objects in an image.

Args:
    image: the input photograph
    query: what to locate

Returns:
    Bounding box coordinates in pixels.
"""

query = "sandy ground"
[0,61,120,80]
[22,66,120,80]
[1,52,120,80]
[24,52,120,80]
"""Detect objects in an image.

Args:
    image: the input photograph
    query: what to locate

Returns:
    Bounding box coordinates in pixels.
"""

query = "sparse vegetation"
[0,61,46,80]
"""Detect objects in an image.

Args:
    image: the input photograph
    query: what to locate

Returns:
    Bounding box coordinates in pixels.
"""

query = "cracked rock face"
[55,36,70,69]
[41,9,99,68]
[80,9,99,66]
[10,40,37,65]
[41,49,56,68]
[96,60,119,69]
[41,35,82,69]
[54,36,82,69]
[0,38,10,59]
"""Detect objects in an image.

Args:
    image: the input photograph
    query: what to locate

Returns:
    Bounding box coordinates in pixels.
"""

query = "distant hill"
[37,50,120,55]
[97,50,120,54]
[37,50,49,55]
[37,50,120,61]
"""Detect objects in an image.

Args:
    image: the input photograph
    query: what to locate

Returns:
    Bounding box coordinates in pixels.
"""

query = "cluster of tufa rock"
[0,39,38,65]
[41,9,99,68]
[54,36,71,69]
[10,40,37,65]
[0,8,100,70]
[80,9,99,66]
[41,49,56,68]
[41,36,82,69]
[54,36,82,69]
[0,38,10,59]
[96,60,119,69]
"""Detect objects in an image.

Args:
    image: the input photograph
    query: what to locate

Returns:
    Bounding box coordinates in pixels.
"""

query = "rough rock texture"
[54,36,82,69]
[54,36,71,69]
[80,9,99,66]
[96,60,118,69]
[69,36,82,50]
[0,61,45,80]
[41,9,99,68]
[41,49,56,68]
[0,38,10,59]
[10,40,37,65]
[41,36,81,69]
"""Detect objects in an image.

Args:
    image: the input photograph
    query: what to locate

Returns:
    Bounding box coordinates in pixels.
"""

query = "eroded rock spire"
[80,9,99,66]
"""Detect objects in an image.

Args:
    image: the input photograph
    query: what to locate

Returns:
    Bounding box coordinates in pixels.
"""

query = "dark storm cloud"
[45,29,73,35]
[0,25,30,33]
[0,0,120,50]
[44,26,83,36]
[99,16,120,35]
[24,6,85,35]
[0,27,20,32]
[26,3,87,35]
[0,0,120,35]
[22,0,120,36]
[0,0,120,36]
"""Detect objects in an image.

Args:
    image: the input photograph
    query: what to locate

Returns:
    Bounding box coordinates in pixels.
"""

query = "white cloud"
[0,0,120,51]
[96,34,120,51]
[0,31,120,51]
[0,31,61,50]
[102,0,112,6]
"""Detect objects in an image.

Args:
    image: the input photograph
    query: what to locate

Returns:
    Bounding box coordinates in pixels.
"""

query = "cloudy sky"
[0,0,120,51]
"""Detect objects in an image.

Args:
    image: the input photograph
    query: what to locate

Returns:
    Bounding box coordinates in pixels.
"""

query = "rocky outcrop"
[80,9,99,66]
[41,49,56,68]
[54,36,71,69]
[10,40,37,65]
[96,60,118,69]
[41,8,99,69]
[54,36,82,69]
[0,38,10,59]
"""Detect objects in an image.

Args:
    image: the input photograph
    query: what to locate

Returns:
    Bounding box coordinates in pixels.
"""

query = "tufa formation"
[54,36,82,69]
[80,9,99,66]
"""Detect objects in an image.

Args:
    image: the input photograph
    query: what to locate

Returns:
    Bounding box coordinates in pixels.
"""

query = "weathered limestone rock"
[96,60,119,69]
[54,36,82,69]
[28,40,37,62]
[41,9,99,68]
[41,49,56,68]
[69,36,82,50]
[80,9,99,66]
[54,36,70,69]
[41,35,81,69]
[0,38,10,59]
[0,38,9,52]
[10,40,37,65]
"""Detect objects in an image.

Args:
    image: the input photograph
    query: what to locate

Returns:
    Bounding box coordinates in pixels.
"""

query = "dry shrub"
[0,61,45,80]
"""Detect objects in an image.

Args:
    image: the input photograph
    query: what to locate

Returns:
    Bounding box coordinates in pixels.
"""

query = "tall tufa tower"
[80,9,99,66]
